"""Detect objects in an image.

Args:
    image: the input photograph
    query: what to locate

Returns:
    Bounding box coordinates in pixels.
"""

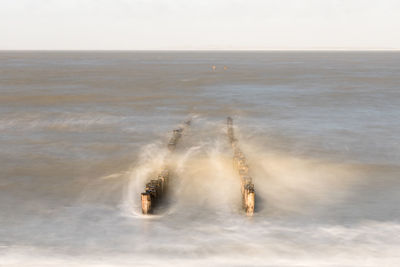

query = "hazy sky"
[1,0,399,50]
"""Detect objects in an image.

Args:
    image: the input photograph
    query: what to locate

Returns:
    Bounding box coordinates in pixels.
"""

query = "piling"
[141,119,191,214]
[227,117,255,216]
[141,192,151,214]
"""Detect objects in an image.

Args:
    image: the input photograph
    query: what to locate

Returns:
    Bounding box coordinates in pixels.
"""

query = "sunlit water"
[0,52,399,266]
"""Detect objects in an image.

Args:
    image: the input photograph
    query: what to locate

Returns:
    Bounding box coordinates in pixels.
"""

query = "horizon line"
[1,49,399,52]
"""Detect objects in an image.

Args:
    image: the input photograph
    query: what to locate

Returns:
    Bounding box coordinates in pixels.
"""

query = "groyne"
[141,119,191,214]
[227,117,255,215]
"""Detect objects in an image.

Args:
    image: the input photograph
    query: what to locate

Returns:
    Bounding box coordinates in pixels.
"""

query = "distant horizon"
[1,49,400,52]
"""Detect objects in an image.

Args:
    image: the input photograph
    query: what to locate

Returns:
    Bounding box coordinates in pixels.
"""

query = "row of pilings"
[227,117,255,215]
[141,120,191,214]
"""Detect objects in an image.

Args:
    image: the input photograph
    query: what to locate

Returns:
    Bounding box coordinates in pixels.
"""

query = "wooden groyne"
[227,117,255,216]
[141,119,191,214]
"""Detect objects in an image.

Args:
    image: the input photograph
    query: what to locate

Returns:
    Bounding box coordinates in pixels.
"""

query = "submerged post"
[227,117,255,216]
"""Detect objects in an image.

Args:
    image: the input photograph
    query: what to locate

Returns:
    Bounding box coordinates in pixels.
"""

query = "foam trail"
[174,145,202,174]
[206,140,242,213]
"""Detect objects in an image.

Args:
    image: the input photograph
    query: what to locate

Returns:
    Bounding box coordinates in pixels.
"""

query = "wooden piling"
[227,117,255,216]
[141,120,190,214]
[141,192,151,214]
[245,184,255,215]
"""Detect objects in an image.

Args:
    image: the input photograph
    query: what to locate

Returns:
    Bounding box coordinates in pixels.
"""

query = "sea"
[0,51,399,266]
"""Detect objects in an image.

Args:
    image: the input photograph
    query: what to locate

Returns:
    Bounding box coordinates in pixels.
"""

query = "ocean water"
[0,52,399,266]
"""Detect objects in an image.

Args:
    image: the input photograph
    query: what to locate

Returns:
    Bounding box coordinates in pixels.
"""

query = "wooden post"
[141,192,151,214]
[246,185,255,215]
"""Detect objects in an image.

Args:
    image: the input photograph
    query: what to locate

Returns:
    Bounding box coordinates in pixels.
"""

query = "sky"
[0,0,399,50]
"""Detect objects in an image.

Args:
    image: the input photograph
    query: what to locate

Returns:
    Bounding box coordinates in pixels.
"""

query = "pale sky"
[1,0,399,50]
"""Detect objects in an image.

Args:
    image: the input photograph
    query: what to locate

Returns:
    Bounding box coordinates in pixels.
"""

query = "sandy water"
[0,52,400,266]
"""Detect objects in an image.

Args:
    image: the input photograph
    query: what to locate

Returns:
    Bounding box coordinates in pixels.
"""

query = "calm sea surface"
[0,52,399,266]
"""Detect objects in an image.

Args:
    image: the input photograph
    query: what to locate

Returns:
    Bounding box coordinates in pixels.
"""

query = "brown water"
[0,52,400,266]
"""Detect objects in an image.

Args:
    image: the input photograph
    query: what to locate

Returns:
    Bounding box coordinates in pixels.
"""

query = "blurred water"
[0,52,399,266]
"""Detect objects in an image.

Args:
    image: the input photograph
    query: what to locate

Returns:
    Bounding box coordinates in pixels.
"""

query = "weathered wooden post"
[245,184,255,215]
[158,172,167,193]
[141,192,151,214]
